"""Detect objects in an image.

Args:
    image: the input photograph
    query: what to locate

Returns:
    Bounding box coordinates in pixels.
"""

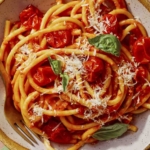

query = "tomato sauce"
[102,14,122,38]
[133,37,150,64]
[134,65,148,83]
[83,56,104,82]
[19,5,43,30]
[41,118,72,144]
[46,30,72,48]
[33,66,57,86]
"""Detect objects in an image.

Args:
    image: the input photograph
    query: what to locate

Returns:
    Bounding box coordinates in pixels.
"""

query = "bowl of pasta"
[0,0,150,150]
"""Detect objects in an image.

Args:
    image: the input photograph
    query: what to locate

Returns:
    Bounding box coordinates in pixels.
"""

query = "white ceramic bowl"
[0,0,150,150]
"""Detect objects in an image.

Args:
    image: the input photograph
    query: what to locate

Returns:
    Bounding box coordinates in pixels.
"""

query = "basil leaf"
[88,34,121,57]
[48,57,69,92]
[60,73,69,92]
[48,56,62,75]
[92,123,128,141]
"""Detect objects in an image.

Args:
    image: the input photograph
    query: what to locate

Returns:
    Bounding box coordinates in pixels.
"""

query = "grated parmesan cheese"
[32,105,44,117]
[132,91,140,100]
[82,86,111,122]
[86,1,119,36]
[117,114,131,122]
[52,122,62,131]
[86,1,107,34]
[136,96,140,104]
[63,53,85,78]
[54,82,63,94]
[16,44,37,71]
[69,78,85,93]
[76,37,90,53]
[87,8,105,34]
[86,94,110,108]
[17,52,36,71]
[117,60,138,87]
[20,44,32,55]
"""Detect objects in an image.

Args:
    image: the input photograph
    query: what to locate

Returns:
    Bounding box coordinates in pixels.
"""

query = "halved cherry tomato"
[135,66,148,82]
[33,66,57,86]
[19,5,42,29]
[83,56,104,82]
[129,27,143,45]
[46,30,72,48]
[133,37,150,64]
[102,14,121,38]
[42,119,72,144]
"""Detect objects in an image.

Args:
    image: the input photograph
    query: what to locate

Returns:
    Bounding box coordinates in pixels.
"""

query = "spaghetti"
[1,0,150,149]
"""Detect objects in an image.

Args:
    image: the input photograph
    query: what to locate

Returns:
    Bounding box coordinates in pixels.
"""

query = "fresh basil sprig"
[88,34,121,57]
[60,73,69,92]
[92,123,128,141]
[48,57,62,75]
[48,56,69,91]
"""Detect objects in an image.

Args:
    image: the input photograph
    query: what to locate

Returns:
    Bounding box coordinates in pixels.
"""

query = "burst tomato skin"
[33,66,57,86]
[102,14,121,38]
[83,56,104,82]
[45,22,78,48]
[135,66,148,83]
[42,119,72,144]
[46,30,72,48]
[133,37,150,64]
[129,27,143,45]
[19,4,42,29]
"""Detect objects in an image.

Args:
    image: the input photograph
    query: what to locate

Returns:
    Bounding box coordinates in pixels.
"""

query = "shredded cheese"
[86,1,108,34]
[82,86,111,123]
[52,122,62,131]
[63,53,85,78]
[16,44,37,71]
[86,1,119,36]
[117,60,138,87]
[87,8,105,34]
[20,44,32,55]
[32,105,44,117]
[76,37,90,52]
[54,82,63,94]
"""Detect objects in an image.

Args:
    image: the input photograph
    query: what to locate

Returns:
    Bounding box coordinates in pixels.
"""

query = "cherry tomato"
[83,56,104,82]
[46,30,72,48]
[135,66,148,82]
[133,37,150,64]
[102,14,121,38]
[19,5,42,29]
[42,119,72,144]
[33,66,57,86]
[129,27,143,45]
